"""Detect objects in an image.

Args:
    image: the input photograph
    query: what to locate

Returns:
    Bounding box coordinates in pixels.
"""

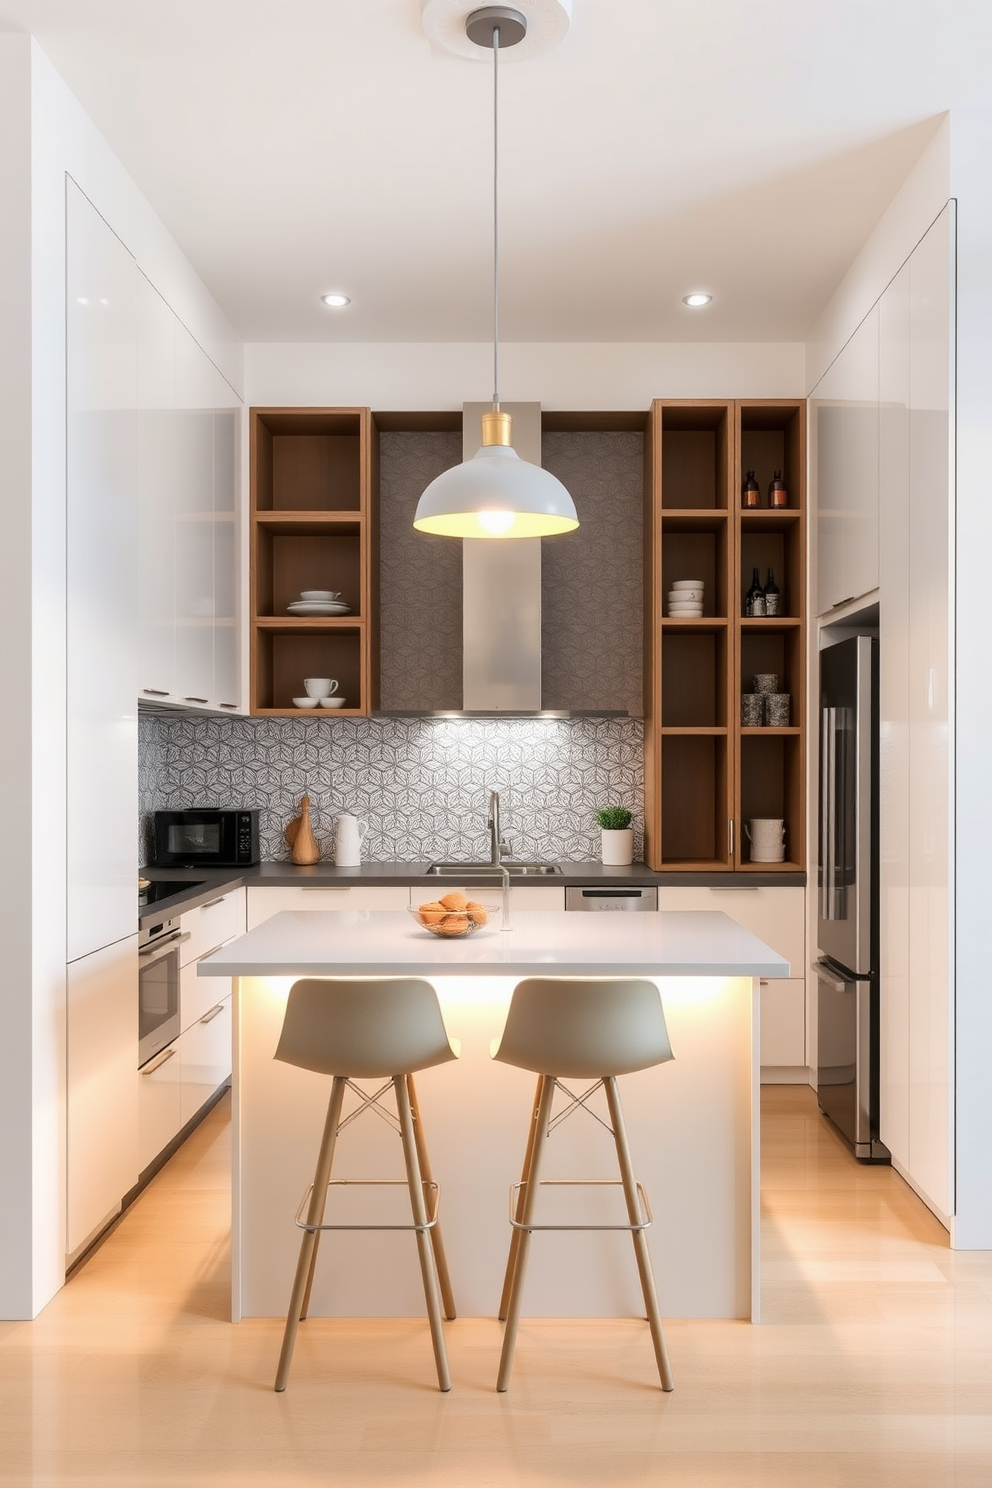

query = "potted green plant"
[596,806,634,866]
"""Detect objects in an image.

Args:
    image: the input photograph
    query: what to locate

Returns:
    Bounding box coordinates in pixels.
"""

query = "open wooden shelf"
[249,408,379,715]
[644,398,806,872]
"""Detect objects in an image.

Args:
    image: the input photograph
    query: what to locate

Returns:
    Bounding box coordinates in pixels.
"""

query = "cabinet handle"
[138,930,191,961]
[199,1003,226,1025]
[200,897,227,910]
[141,1046,176,1074]
[218,703,239,710]
[142,688,171,697]
[728,819,735,858]
[197,943,228,961]
[184,696,209,704]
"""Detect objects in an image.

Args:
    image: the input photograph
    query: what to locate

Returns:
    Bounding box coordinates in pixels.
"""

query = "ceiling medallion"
[420,0,571,61]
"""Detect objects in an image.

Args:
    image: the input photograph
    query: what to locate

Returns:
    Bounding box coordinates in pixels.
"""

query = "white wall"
[0,37,52,1321]
[0,36,244,1318]
[247,340,805,410]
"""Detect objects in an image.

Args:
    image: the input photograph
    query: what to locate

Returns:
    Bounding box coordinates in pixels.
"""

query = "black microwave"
[154,809,260,867]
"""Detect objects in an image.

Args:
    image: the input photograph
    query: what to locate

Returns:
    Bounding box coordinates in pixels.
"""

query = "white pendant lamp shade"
[413,4,578,541]
[414,426,578,539]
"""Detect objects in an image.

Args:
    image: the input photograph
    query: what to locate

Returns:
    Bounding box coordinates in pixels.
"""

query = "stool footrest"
[509,1178,653,1232]
[295,1179,440,1233]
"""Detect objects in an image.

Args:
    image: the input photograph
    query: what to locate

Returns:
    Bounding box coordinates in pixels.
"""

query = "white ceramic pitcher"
[333,813,368,867]
[745,818,786,862]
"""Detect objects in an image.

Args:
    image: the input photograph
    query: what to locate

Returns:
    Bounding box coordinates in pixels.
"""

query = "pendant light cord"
[492,24,500,410]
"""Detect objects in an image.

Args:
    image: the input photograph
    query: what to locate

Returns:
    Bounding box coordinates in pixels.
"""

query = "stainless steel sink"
[425,861,563,877]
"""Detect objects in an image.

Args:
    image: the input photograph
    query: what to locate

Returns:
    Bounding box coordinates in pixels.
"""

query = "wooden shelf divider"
[249,408,379,715]
[644,398,806,872]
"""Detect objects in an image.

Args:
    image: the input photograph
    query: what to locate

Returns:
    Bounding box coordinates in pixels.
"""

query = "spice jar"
[742,470,761,509]
[768,470,789,509]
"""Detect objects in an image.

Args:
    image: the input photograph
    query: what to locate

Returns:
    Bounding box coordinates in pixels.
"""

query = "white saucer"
[287,601,351,615]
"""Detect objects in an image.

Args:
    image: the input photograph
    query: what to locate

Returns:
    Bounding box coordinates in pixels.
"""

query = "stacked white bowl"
[667,578,705,618]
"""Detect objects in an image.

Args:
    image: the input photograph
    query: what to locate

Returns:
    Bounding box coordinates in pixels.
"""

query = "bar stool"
[492,976,676,1393]
[272,976,459,1393]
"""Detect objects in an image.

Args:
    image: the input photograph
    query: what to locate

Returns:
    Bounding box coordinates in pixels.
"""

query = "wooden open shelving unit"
[644,399,806,871]
[249,408,379,716]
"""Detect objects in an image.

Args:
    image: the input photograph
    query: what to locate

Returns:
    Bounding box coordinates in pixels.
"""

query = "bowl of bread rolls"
[409,892,500,938]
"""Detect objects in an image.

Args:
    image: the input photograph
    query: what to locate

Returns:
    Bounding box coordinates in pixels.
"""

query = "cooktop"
[139,879,204,908]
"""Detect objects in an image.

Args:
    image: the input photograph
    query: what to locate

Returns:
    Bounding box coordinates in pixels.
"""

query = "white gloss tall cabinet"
[812,205,953,1222]
[65,184,140,1259]
[64,179,244,1266]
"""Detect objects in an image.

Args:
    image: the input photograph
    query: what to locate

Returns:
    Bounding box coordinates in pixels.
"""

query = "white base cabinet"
[657,886,807,1073]
[137,1044,182,1175]
[179,998,232,1127]
[67,937,139,1258]
[137,888,244,1176]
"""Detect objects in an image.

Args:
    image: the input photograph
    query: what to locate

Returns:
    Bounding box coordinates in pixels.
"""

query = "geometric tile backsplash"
[139,713,644,865]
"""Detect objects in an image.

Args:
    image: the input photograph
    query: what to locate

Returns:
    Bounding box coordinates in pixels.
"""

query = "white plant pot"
[600,828,633,866]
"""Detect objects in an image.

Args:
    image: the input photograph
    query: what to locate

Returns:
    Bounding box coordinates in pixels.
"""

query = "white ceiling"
[1,1,986,343]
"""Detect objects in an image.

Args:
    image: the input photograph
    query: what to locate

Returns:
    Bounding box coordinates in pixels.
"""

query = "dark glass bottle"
[742,470,761,509]
[745,567,765,617]
[764,568,781,617]
[768,470,789,508]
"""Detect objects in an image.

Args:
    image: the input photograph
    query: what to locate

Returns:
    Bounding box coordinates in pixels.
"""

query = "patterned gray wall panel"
[378,431,463,711]
[138,713,644,865]
[541,431,644,717]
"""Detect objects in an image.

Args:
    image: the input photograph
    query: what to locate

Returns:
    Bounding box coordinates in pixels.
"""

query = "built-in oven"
[137,914,187,1067]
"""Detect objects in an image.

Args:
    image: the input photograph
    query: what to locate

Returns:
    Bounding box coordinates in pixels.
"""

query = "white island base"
[200,910,789,1325]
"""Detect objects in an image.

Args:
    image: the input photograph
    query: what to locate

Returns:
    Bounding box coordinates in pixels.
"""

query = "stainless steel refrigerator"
[816,635,889,1162]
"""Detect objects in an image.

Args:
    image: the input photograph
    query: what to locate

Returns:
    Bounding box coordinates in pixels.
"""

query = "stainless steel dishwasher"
[565,886,658,912]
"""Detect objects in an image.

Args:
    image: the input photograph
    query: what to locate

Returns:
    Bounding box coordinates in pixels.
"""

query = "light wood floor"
[3,1086,991,1486]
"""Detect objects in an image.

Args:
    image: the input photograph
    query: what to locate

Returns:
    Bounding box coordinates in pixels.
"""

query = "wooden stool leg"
[498,1074,544,1321]
[407,1075,456,1321]
[497,1074,556,1393]
[395,1075,451,1392]
[274,1076,347,1392]
[604,1075,674,1392]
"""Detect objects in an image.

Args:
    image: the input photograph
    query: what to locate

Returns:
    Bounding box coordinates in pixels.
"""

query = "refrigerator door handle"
[813,957,848,994]
[820,706,839,920]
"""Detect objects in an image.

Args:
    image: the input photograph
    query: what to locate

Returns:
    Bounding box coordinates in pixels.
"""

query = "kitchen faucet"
[488,789,510,865]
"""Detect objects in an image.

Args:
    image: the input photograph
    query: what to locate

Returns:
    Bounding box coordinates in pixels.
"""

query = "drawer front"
[180,996,232,1127]
[247,885,410,928]
[181,952,234,1033]
[137,1042,182,1173]
[760,977,807,1067]
[657,886,805,973]
[181,888,246,966]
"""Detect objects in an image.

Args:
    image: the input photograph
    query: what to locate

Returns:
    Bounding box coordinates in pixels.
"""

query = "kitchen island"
[200,909,789,1324]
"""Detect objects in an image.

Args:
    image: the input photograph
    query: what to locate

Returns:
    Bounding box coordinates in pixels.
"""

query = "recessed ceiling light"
[683,292,713,308]
[320,292,350,308]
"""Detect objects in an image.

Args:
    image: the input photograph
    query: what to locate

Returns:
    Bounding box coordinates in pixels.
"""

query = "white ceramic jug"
[334,813,368,867]
[745,818,786,863]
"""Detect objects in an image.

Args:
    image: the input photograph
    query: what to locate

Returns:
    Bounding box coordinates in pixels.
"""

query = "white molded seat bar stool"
[492,976,676,1393]
[272,977,459,1393]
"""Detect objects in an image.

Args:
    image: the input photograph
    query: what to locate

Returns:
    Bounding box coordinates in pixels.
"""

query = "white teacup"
[304,678,339,699]
[745,818,786,862]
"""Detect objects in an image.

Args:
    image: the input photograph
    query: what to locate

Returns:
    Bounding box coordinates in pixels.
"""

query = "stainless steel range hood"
[375,401,626,719]
[461,401,543,713]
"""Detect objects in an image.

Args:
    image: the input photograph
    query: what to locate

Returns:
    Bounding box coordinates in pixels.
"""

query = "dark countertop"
[139,861,806,927]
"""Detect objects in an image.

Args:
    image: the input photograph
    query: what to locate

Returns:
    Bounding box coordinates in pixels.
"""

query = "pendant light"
[413,5,578,540]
